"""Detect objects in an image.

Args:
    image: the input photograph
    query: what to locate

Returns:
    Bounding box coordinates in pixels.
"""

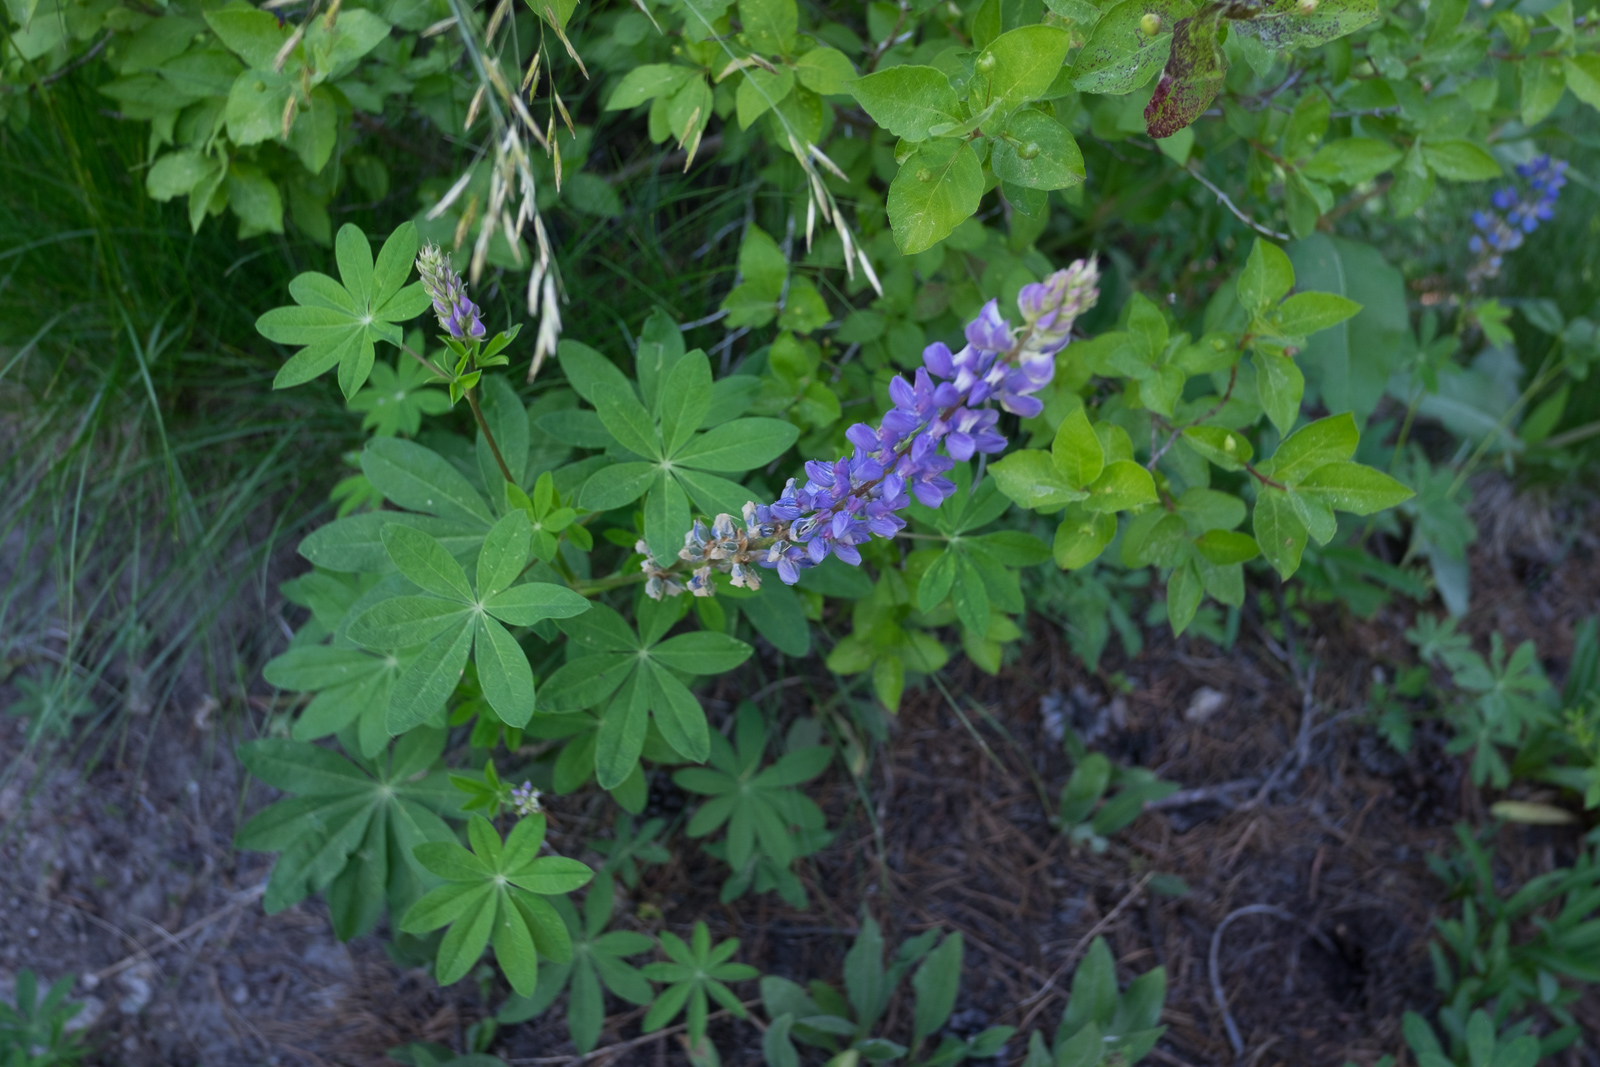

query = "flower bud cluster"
[640,259,1100,597]
[510,781,543,817]
[1468,155,1567,283]
[417,243,487,341]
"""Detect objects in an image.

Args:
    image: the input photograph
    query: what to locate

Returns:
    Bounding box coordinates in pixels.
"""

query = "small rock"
[231,984,249,1006]
[63,994,105,1033]
[117,962,156,1015]
[1185,686,1227,723]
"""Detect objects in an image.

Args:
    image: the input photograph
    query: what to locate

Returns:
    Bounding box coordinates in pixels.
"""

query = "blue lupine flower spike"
[1469,155,1566,286]
[640,258,1101,598]
[416,243,487,341]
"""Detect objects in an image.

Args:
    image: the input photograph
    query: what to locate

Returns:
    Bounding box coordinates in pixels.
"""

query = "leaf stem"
[466,385,516,485]
[1245,463,1288,492]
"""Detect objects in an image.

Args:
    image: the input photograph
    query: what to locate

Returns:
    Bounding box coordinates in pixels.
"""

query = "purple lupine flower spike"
[1469,155,1567,287]
[639,258,1101,597]
[416,243,487,341]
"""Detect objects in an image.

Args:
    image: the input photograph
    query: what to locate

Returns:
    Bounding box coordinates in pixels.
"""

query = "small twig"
[1014,872,1156,1034]
[1184,164,1291,242]
[93,883,267,981]
[1209,904,1338,1057]
[1145,779,1260,811]
[0,32,111,95]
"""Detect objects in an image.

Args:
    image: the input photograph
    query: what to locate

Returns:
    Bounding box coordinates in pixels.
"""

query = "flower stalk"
[640,258,1101,599]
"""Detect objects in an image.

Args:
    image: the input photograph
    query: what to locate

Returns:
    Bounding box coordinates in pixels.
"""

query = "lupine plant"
[233,202,1418,1060]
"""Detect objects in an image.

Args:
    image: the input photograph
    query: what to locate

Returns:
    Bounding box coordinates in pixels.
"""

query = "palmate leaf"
[560,341,799,559]
[348,348,451,437]
[265,643,410,758]
[676,702,832,877]
[539,605,754,790]
[401,813,592,995]
[346,513,591,732]
[496,876,656,1052]
[257,222,432,399]
[234,729,459,940]
[640,921,758,1044]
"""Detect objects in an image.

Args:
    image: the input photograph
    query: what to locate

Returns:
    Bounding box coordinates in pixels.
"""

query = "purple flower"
[416,244,486,341]
[737,260,1098,587]
[1467,156,1566,287]
[641,259,1102,599]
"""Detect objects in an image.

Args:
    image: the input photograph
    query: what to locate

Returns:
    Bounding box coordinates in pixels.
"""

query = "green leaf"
[1071,0,1193,94]
[911,933,963,1046]
[738,582,811,657]
[238,732,455,936]
[205,3,288,68]
[1233,0,1379,49]
[651,631,754,675]
[645,662,711,763]
[674,418,799,470]
[607,65,697,110]
[979,25,1073,110]
[1194,530,1260,564]
[1252,488,1307,579]
[1562,55,1600,111]
[1238,237,1295,313]
[361,437,493,527]
[1300,138,1403,185]
[559,341,659,458]
[888,139,984,254]
[990,449,1086,510]
[493,894,540,996]
[1166,561,1203,636]
[1274,292,1361,337]
[1143,6,1226,139]
[918,550,959,612]
[951,556,991,635]
[645,475,692,562]
[1081,460,1157,513]
[389,618,474,732]
[257,224,425,398]
[347,595,471,650]
[483,582,592,626]
[1262,412,1358,484]
[794,47,857,95]
[596,670,650,791]
[848,66,961,142]
[475,616,536,726]
[1295,462,1414,514]
[1421,140,1501,182]
[581,462,658,511]
[226,164,284,235]
[660,350,714,457]
[991,111,1085,191]
[475,512,532,601]
[740,0,797,53]
[1254,351,1305,436]
[383,523,475,602]
[1054,506,1116,569]
[1287,234,1411,419]
[1180,425,1253,470]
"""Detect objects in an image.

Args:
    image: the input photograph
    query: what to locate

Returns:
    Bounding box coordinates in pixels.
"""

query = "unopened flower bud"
[976,53,996,73]
[416,243,486,341]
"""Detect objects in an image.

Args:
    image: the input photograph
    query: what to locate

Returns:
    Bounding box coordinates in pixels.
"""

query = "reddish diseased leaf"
[1144,7,1227,139]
